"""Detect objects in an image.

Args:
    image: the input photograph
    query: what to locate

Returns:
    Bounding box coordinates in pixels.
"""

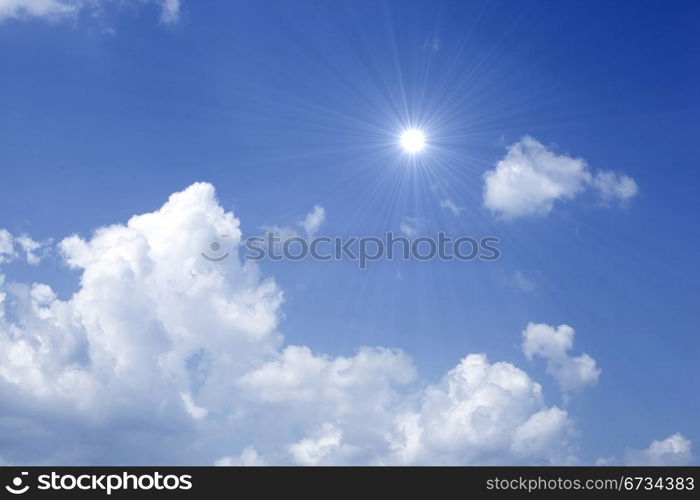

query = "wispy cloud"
[300,205,325,238]
[399,216,423,237]
[261,204,327,244]
[0,0,182,25]
[159,0,180,24]
[0,228,49,265]
[512,270,536,292]
[439,198,465,216]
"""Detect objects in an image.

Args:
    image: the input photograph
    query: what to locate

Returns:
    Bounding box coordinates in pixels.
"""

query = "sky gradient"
[0,0,698,465]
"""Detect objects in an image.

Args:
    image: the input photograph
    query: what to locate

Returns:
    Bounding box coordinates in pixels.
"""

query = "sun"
[400,128,426,154]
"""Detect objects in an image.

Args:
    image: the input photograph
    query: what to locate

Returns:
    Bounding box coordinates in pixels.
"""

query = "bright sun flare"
[400,128,426,153]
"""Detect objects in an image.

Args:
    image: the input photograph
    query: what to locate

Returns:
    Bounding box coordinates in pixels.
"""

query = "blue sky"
[0,0,698,465]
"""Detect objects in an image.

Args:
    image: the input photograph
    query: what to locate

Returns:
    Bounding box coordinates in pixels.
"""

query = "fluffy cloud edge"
[625,433,693,466]
[483,136,638,219]
[521,322,601,393]
[0,228,48,265]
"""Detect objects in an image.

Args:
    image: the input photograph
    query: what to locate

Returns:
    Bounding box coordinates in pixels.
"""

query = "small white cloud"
[592,171,638,204]
[16,235,45,264]
[522,322,601,393]
[159,0,180,24]
[0,230,49,265]
[439,198,465,216]
[483,137,591,218]
[399,216,422,237]
[625,433,692,465]
[483,137,637,219]
[300,205,325,237]
[261,205,326,249]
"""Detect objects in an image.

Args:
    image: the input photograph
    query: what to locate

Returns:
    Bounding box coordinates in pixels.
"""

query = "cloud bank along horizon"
[0,179,690,465]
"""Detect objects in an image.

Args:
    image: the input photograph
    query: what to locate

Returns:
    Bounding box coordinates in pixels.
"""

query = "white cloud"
[0,182,669,466]
[592,171,638,204]
[260,205,327,250]
[0,229,15,263]
[483,136,637,218]
[238,345,415,408]
[511,407,574,459]
[625,433,693,466]
[300,205,325,237]
[1,183,283,442]
[439,198,465,216]
[483,137,590,218]
[16,235,45,264]
[385,354,575,465]
[0,0,181,24]
[235,352,579,465]
[522,322,601,393]
[0,0,78,22]
[0,229,48,265]
[158,0,179,24]
[399,216,422,237]
[287,423,344,465]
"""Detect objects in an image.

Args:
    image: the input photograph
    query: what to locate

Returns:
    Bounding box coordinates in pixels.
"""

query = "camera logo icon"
[201,235,231,263]
[5,472,29,495]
